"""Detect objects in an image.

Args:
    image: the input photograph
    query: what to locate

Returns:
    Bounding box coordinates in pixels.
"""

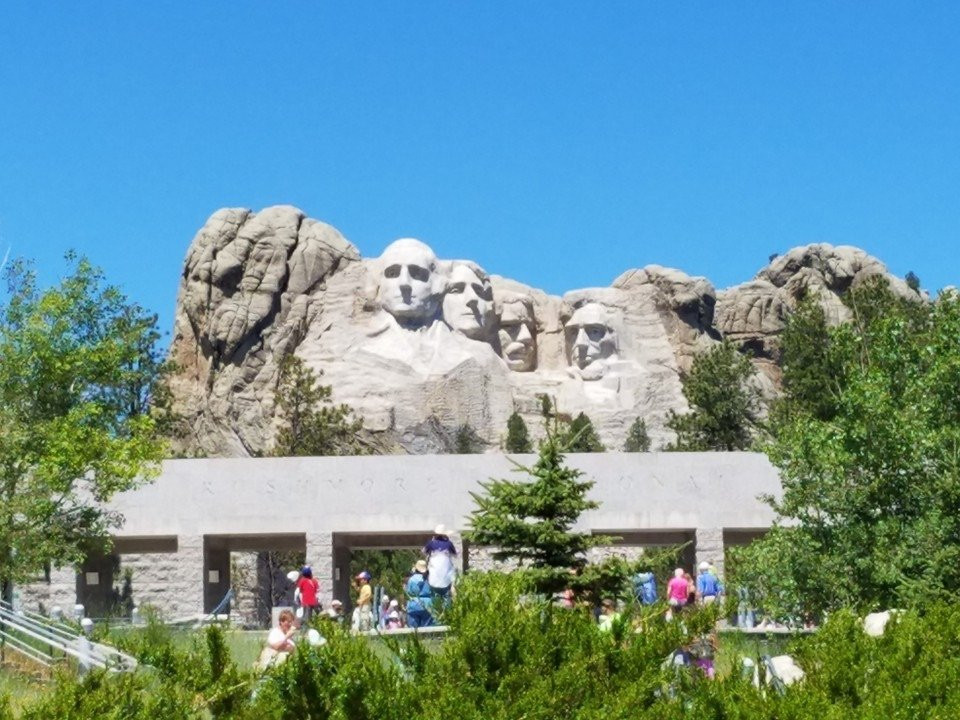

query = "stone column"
[448,531,465,575]
[306,532,334,609]
[167,535,204,620]
[695,527,725,578]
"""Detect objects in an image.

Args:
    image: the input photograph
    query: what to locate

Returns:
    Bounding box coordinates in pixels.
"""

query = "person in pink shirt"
[667,568,689,609]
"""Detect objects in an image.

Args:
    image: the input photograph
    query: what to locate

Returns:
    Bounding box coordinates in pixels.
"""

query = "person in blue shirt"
[405,559,434,629]
[632,571,658,605]
[696,561,723,605]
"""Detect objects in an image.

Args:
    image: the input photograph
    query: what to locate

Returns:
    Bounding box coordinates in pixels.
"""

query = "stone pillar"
[447,531,465,576]
[695,527,725,578]
[166,535,204,620]
[306,532,334,609]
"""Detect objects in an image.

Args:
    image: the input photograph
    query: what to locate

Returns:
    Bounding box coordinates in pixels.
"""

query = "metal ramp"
[0,600,137,672]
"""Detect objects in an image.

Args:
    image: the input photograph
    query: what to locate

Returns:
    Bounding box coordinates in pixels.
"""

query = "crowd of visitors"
[262,524,460,663]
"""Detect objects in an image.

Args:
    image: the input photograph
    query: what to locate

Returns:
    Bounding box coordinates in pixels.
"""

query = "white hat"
[286,570,300,583]
[331,599,343,607]
[434,524,448,535]
[389,599,399,607]
[698,561,711,571]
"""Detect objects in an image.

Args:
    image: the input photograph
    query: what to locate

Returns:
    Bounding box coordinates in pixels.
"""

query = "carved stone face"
[442,262,494,340]
[565,303,618,376]
[378,239,440,325]
[497,297,537,371]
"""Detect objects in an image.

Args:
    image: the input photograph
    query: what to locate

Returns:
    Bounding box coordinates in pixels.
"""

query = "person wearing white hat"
[405,559,434,628]
[423,525,458,608]
[696,561,722,605]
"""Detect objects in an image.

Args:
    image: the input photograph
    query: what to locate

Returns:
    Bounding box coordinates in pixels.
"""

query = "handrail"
[0,603,137,672]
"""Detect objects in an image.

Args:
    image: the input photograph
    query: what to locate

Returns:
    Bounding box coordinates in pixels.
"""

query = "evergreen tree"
[454,424,484,454]
[505,411,533,453]
[565,412,605,452]
[623,417,651,452]
[272,354,364,456]
[905,270,921,293]
[665,340,762,451]
[467,418,614,597]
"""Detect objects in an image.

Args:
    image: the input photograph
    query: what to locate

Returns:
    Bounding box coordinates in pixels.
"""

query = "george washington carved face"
[377,238,442,326]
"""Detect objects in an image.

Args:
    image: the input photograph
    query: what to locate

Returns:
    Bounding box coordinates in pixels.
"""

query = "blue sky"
[1,2,957,337]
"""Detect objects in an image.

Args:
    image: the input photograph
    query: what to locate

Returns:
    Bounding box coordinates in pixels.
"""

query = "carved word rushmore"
[167,205,918,457]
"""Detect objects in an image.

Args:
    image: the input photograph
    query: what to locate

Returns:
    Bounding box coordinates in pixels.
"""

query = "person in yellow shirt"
[354,571,373,631]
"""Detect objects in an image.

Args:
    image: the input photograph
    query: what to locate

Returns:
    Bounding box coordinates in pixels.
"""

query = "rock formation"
[167,207,915,457]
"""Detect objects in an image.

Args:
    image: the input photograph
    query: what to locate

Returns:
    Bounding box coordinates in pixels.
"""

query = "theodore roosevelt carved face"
[497,293,537,371]
[377,238,442,326]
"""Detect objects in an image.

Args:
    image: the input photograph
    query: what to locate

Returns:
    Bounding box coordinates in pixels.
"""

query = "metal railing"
[0,600,137,672]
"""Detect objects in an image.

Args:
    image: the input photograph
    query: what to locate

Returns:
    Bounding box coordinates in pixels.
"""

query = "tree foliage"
[623,417,651,452]
[564,412,605,452]
[735,281,960,618]
[466,418,620,597]
[504,411,533,453]
[271,355,364,456]
[0,254,167,592]
[666,340,762,451]
[454,424,484,454]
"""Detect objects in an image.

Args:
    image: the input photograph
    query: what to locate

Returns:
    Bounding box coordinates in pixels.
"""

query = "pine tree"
[623,417,651,452]
[565,412,605,452]
[467,418,612,596]
[505,412,533,453]
[666,340,761,451]
[272,354,364,456]
[454,424,484,454]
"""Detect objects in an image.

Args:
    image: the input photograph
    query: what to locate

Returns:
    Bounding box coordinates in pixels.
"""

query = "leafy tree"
[454,423,484,454]
[666,340,762,451]
[623,417,651,452]
[735,282,960,618]
[564,412,605,452]
[271,354,363,456]
[0,254,167,599]
[466,417,618,597]
[504,411,533,453]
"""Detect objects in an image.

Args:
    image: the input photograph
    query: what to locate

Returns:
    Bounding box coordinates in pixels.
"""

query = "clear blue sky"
[1,2,957,337]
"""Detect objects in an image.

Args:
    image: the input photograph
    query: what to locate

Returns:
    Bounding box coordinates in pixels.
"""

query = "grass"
[0,665,46,713]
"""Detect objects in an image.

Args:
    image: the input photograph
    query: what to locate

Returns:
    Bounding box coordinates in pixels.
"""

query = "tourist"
[378,594,392,630]
[684,572,696,606]
[688,631,718,679]
[325,598,345,624]
[296,565,322,623]
[633,571,658,606]
[667,568,689,610]
[423,524,458,605]
[257,608,297,669]
[696,561,722,605]
[385,599,403,630]
[354,571,374,632]
[597,598,620,632]
[405,559,434,629]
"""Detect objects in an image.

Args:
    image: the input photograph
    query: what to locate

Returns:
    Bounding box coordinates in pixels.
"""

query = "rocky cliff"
[167,206,916,457]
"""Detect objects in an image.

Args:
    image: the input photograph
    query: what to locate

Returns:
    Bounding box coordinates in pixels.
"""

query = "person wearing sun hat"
[405,558,434,629]
[423,524,458,607]
[696,561,722,605]
[354,570,374,631]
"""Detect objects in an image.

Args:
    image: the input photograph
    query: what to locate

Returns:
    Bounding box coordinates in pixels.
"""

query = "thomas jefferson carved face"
[497,296,537,371]
[442,262,494,340]
[565,303,618,377]
[378,239,440,325]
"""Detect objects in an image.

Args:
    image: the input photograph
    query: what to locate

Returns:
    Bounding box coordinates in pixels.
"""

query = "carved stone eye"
[448,282,466,294]
[384,264,401,279]
[409,265,430,282]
